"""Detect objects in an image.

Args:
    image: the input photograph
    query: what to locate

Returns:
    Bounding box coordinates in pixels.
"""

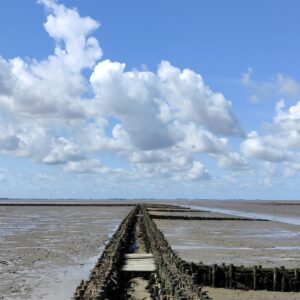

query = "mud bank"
[179,199,300,226]
[202,286,300,299]
[155,218,300,268]
[0,206,131,299]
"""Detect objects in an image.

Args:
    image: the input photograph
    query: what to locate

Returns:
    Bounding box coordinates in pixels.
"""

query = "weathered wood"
[253,265,257,290]
[273,267,278,291]
[124,253,153,259]
[212,264,217,287]
[122,253,155,271]
[295,269,299,292]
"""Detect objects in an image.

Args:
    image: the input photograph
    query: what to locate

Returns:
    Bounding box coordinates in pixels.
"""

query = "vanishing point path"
[73,204,209,300]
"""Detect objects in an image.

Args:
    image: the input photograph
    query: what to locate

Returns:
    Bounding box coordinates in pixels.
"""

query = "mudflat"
[181,199,300,221]
[154,215,300,267]
[155,200,300,299]
[0,206,131,300]
[202,286,300,299]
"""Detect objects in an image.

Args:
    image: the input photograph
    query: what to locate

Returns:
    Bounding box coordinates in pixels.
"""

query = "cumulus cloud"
[241,100,300,179]
[91,60,242,146]
[43,137,84,164]
[0,0,246,184]
[40,0,102,71]
[242,67,300,102]
[241,131,291,162]
[64,158,111,174]
[274,100,300,131]
[217,152,249,170]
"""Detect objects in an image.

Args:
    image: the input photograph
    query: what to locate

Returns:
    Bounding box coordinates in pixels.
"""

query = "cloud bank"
[1,0,300,197]
[0,0,248,186]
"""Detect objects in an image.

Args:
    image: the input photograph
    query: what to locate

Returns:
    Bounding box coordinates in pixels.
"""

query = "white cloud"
[217,152,249,170]
[43,137,84,164]
[64,158,111,174]
[0,0,246,185]
[177,124,229,154]
[241,100,300,178]
[242,68,300,102]
[90,59,242,153]
[241,131,291,162]
[185,161,210,181]
[274,99,300,131]
[0,57,15,96]
[40,0,102,71]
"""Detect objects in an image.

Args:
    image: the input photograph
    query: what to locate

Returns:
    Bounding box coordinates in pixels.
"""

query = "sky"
[0,0,300,199]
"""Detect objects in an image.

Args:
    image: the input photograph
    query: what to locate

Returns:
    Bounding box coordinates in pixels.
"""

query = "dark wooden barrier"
[141,205,210,299]
[192,263,300,292]
[73,206,138,299]
[147,208,299,294]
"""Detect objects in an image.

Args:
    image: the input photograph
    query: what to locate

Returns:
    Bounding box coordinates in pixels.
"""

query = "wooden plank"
[122,264,156,272]
[125,253,153,259]
[122,252,156,272]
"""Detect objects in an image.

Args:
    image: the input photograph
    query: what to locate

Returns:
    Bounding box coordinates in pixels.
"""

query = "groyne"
[74,205,210,299]
[193,263,299,292]
[73,204,300,299]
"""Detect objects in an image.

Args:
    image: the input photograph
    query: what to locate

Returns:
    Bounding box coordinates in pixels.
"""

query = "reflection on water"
[34,249,103,300]
[184,205,300,226]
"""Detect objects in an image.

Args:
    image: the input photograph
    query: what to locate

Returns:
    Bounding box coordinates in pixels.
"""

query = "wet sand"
[149,210,248,219]
[184,199,300,218]
[2,200,300,299]
[178,199,300,225]
[154,202,300,299]
[154,216,300,268]
[202,287,300,299]
[0,206,131,300]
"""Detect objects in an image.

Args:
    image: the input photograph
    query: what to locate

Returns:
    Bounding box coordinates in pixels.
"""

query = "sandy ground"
[126,277,151,300]
[0,206,131,300]
[202,287,300,299]
[154,217,300,267]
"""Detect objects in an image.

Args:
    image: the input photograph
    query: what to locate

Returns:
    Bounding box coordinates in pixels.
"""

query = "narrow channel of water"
[184,205,300,226]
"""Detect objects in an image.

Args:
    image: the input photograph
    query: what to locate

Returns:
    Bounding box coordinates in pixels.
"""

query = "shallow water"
[185,205,300,226]
[33,250,104,300]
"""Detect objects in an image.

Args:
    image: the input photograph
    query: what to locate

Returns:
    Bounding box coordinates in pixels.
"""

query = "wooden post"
[280,266,285,292]
[295,269,299,292]
[229,264,234,289]
[212,264,217,287]
[273,267,278,291]
[253,265,257,290]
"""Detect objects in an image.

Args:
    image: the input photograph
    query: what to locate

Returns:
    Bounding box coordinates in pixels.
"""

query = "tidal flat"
[1,200,300,299]
[0,205,131,299]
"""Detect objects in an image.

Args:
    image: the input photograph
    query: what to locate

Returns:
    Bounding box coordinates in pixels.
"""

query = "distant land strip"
[0,203,136,207]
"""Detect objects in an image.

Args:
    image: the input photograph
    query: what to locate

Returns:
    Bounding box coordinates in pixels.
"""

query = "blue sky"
[0,0,300,199]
